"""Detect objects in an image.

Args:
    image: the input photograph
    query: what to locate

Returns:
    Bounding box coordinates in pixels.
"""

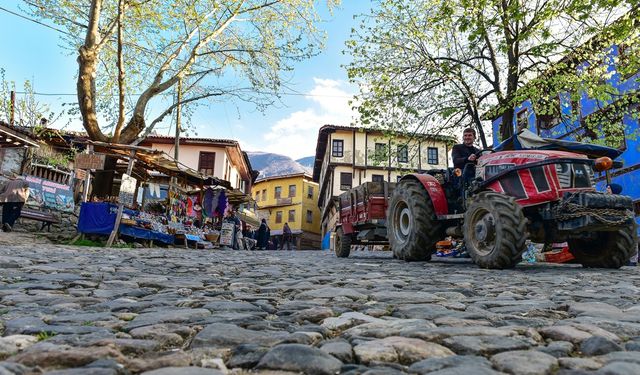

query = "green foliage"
[0,69,55,127]
[22,0,339,143]
[36,331,56,341]
[347,0,640,145]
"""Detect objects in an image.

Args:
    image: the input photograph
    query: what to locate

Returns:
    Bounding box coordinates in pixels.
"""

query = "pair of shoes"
[2,223,11,232]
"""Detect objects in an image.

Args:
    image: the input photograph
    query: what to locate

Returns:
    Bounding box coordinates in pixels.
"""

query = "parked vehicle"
[387,130,637,269]
[334,181,395,258]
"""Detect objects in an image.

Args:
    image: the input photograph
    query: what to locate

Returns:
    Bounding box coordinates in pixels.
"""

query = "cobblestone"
[1,239,640,374]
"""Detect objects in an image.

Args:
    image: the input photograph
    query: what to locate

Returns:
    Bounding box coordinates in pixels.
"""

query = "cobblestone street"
[2,238,640,374]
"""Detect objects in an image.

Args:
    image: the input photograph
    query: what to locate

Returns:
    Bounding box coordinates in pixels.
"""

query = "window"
[307,186,313,198]
[276,211,282,223]
[332,139,344,157]
[516,109,529,131]
[306,210,313,223]
[340,172,352,190]
[289,184,296,197]
[198,152,215,176]
[372,174,384,182]
[397,145,408,163]
[255,192,260,202]
[274,186,282,199]
[373,143,387,163]
[427,147,439,165]
[261,189,266,201]
[288,209,296,222]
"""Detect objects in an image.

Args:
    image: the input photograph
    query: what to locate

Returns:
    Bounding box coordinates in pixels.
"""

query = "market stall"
[73,141,254,248]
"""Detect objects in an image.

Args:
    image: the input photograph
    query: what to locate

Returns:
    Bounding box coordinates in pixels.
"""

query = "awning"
[0,122,39,148]
[79,140,231,188]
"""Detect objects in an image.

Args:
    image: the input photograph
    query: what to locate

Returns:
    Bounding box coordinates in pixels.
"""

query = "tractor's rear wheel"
[387,179,443,261]
[464,192,527,269]
[335,227,351,258]
[568,223,637,268]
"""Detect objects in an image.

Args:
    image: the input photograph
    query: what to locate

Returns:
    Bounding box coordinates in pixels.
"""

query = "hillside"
[247,151,312,180]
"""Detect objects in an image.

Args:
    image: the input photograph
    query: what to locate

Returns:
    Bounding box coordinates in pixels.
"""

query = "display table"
[77,202,174,245]
[119,224,174,245]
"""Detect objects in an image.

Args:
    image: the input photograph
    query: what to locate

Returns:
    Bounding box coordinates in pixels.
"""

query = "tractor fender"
[400,174,448,216]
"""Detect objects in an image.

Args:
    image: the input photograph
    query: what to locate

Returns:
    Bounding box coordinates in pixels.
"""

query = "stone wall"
[2,206,79,242]
[0,148,26,178]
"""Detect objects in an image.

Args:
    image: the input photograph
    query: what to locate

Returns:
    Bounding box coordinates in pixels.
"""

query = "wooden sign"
[219,222,235,246]
[118,173,137,207]
[75,153,106,170]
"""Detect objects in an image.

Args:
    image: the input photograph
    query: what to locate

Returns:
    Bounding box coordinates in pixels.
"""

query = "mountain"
[247,151,309,180]
[295,156,315,174]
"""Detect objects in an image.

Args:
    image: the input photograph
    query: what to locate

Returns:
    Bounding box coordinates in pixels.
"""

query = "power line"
[0,5,74,37]
[2,6,357,100]
[13,90,354,99]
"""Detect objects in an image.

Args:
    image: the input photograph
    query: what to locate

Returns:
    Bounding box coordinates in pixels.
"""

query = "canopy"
[494,129,623,159]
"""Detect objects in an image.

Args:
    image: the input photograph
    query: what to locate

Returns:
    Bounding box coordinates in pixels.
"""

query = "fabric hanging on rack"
[186,196,196,217]
[203,188,214,217]
[216,190,227,217]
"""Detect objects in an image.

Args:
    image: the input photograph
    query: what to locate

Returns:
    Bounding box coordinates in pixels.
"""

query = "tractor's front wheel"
[464,192,527,269]
[387,179,443,261]
[568,223,637,268]
[335,227,351,258]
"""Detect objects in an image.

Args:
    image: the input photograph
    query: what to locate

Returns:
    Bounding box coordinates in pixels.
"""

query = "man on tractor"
[451,128,479,170]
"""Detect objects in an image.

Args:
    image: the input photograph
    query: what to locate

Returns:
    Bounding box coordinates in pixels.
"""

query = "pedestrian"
[0,174,31,232]
[256,218,269,250]
[225,209,242,250]
[281,222,292,250]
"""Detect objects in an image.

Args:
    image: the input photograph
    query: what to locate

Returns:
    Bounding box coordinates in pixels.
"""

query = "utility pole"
[168,78,182,218]
[9,90,15,126]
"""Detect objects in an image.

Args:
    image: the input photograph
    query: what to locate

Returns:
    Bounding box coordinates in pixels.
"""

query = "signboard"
[25,175,75,212]
[118,174,137,207]
[75,153,106,170]
[219,222,235,246]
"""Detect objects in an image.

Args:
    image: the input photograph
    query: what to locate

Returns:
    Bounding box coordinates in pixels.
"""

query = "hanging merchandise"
[203,188,214,217]
[187,196,196,217]
[216,190,227,217]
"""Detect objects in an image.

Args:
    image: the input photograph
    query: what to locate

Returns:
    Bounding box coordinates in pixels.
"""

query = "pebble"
[0,241,640,373]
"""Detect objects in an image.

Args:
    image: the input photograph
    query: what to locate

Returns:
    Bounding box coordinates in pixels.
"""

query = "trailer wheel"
[335,227,351,258]
[568,222,637,269]
[464,192,527,269]
[387,179,443,261]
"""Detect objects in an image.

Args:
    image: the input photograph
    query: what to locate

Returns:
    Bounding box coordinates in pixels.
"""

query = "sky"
[0,1,370,160]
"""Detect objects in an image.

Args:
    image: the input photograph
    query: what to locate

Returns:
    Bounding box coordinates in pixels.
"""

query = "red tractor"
[387,130,638,269]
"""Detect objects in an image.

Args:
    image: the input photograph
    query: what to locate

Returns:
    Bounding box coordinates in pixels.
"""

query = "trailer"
[334,181,395,257]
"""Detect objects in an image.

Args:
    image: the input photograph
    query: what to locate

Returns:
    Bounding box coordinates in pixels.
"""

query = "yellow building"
[253,173,321,249]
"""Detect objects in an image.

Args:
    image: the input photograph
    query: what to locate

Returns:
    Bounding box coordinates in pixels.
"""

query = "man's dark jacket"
[451,144,479,170]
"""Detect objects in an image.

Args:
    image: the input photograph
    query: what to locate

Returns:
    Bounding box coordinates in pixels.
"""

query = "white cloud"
[261,78,358,160]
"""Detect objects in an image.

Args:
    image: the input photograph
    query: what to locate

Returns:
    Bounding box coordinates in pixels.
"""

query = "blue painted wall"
[491,44,640,213]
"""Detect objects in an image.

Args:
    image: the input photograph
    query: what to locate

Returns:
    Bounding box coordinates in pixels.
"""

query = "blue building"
[490,43,640,217]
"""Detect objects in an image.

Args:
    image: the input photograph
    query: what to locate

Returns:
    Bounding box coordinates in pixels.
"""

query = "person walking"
[0,175,31,232]
[256,218,269,250]
[281,222,292,250]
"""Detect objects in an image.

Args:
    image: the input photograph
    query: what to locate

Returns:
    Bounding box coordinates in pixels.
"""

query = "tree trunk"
[77,0,108,142]
[113,0,126,143]
[500,107,515,142]
[77,46,107,142]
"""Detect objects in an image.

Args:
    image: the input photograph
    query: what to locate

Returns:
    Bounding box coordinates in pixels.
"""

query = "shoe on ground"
[2,223,11,232]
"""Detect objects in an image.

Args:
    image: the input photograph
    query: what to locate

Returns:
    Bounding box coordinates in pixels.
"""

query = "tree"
[0,69,55,128]
[347,0,639,146]
[24,0,338,144]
